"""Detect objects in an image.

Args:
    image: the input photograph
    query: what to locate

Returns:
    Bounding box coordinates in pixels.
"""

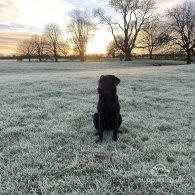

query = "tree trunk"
[54,50,58,62]
[80,51,85,62]
[123,30,132,61]
[124,54,131,61]
[53,43,58,62]
[186,50,191,64]
[124,49,131,61]
[149,50,153,59]
[38,51,42,62]
[39,57,42,62]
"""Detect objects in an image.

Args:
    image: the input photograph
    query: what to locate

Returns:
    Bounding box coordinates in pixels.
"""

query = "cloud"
[0,0,76,54]
[66,0,107,9]
[0,30,37,55]
[2,1,71,54]
[0,0,75,28]
[83,0,98,6]
[155,0,186,12]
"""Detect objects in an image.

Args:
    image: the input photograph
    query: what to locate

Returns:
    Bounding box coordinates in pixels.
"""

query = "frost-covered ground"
[0,60,195,194]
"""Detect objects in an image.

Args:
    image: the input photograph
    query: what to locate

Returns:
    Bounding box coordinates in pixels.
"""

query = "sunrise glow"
[0,0,187,55]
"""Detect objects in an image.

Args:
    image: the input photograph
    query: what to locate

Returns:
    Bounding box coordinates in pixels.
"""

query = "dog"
[93,75,122,142]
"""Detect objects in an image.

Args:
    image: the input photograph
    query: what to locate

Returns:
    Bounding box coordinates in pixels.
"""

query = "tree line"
[17,10,95,62]
[17,0,195,64]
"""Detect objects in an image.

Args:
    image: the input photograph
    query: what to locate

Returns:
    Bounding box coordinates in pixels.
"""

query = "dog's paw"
[112,135,118,142]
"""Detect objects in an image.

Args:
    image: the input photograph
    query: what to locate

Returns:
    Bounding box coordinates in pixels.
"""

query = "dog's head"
[97,75,120,100]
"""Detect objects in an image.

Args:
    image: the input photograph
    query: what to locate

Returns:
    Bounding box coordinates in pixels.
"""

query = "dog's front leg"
[95,116,103,143]
[113,116,118,141]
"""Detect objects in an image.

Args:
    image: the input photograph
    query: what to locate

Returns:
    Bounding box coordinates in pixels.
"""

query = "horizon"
[0,0,186,56]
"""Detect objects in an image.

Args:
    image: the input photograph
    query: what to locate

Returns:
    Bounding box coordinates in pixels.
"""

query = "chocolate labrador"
[93,75,122,142]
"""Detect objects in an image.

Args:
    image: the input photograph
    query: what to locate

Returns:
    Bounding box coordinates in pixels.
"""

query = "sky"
[0,0,187,56]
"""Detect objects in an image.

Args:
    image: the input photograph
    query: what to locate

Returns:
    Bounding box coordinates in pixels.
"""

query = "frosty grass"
[0,60,195,194]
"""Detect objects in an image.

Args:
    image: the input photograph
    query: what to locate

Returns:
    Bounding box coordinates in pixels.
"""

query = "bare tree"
[44,23,63,62]
[58,41,70,57]
[167,2,195,64]
[106,40,123,59]
[94,0,155,61]
[17,39,34,62]
[31,34,45,62]
[137,18,170,59]
[68,10,96,61]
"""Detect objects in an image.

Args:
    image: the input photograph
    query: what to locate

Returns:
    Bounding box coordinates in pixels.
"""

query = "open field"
[0,60,195,194]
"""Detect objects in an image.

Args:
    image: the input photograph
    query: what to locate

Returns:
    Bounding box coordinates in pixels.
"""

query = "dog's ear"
[112,75,120,86]
[98,75,104,83]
